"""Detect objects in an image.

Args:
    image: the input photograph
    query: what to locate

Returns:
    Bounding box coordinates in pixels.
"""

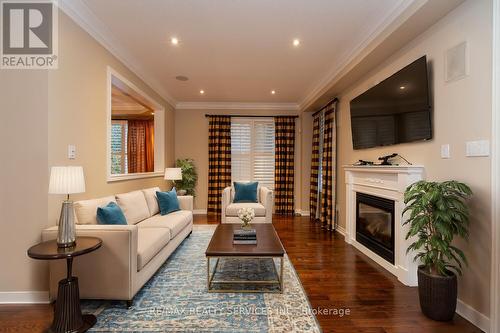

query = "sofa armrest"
[260,186,274,223]
[178,195,193,211]
[42,224,138,301]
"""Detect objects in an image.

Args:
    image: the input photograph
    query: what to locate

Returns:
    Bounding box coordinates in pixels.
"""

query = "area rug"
[82,225,321,332]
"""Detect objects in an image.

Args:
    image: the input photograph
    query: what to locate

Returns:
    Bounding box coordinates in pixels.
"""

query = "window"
[107,67,165,182]
[111,120,128,174]
[231,118,275,189]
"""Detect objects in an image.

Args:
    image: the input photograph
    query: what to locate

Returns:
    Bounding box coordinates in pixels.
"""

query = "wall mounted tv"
[350,56,432,150]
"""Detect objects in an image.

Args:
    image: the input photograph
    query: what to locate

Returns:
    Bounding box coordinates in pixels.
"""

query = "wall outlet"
[441,144,450,158]
[68,145,76,159]
[466,140,490,157]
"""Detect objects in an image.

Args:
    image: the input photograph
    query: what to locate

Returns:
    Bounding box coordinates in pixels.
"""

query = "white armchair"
[221,185,273,223]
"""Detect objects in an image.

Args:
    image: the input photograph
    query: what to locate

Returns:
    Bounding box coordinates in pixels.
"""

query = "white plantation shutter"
[231,118,275,189]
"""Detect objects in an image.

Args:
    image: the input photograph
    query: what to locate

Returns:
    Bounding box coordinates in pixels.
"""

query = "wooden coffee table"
[205,224,285,293]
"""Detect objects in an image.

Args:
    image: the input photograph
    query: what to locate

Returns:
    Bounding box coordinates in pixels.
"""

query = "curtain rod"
[205,114,299,118]
[312,97,339,117]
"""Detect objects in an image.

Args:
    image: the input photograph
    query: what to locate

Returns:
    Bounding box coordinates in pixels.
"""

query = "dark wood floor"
[0,215,481,333]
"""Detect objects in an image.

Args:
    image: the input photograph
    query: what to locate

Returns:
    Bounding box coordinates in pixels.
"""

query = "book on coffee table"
[233,228,257,244]
[233,239,257,245]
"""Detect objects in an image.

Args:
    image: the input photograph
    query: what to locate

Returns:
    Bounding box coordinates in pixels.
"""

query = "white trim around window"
[106,66,165,182]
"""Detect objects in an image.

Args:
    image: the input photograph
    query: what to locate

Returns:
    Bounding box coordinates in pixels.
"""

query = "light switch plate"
[441,144,450,158]
[68,145,76,159]
[466,140,490,157]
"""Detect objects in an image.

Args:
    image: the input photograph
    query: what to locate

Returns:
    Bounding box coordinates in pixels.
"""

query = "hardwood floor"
[0,215,481,333]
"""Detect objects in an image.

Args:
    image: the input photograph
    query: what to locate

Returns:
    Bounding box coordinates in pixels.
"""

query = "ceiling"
[63,0,411,107]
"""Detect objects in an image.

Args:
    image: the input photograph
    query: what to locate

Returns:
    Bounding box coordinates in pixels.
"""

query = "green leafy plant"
[403,180,472,276]
[175,158,198,196]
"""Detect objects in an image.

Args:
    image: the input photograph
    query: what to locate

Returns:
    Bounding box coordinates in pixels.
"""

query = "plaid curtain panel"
[274,116,296,215]
[309,113,320,218]
[320,102,337,229]
[207,116,232,216]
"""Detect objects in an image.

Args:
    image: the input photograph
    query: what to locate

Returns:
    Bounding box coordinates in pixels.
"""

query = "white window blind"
[231,118,275,189]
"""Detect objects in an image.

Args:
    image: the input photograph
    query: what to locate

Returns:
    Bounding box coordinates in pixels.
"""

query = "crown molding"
[175,102,299,111]
[299,0,423,112]
[58,0,177,108]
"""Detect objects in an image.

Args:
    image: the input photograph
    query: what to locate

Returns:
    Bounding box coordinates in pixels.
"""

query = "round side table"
[27,237,102,333]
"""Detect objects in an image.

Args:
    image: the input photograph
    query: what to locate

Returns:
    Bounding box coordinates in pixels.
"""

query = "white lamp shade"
[164,168,182,180]
[48,166,86,194]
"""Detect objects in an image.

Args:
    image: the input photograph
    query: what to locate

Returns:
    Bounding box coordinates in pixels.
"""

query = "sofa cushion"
[116,190,150,225]
[74,196,116,225]
[138,210,192,238]
[226,203,266,217]
[156,188,180,215]
[142,187,161,216]
[96,202,127,225]
[137,228,171,271]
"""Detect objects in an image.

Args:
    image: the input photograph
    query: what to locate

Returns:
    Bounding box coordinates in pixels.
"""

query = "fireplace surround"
[344,165,424,286]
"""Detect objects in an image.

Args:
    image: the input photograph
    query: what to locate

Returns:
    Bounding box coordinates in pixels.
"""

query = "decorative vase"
[417,265,457,321]
[177,189,187,196]
[237,207,255,230]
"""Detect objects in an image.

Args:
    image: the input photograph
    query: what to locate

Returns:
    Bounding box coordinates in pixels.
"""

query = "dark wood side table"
[27,237,102,333]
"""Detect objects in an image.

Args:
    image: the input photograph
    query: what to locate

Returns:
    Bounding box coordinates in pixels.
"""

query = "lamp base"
[57,200,76,248]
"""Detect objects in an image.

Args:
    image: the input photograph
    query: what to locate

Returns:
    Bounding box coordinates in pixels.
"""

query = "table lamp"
[48,166,86,248]
[164,167,183,192]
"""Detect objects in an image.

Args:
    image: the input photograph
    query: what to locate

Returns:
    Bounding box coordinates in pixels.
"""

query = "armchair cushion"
[233,181,258,203]
[226,202,266,217]
[97,202,127,225]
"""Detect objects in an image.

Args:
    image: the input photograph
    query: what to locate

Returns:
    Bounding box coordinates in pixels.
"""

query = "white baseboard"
[335,225,346,236]
[0,291,50,304]
[193,209,207,215]
[456,299,490,332]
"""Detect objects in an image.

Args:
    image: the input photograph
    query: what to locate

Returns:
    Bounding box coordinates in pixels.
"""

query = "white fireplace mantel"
[343,165,425,286]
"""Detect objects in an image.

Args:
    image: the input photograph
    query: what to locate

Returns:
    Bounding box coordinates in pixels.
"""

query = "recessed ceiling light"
[399,86,406,90]
[200,90,205,95]
[293,39,300,47]
[271,90,276,95]
[171,37,179,45]
[175,75,189,81]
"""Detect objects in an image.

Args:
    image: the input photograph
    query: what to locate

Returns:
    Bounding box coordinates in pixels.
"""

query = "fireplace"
[356,192,395,264]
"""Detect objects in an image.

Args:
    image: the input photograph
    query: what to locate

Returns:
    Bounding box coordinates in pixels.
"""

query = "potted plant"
[403,180,472,321]
[175,159,198,196]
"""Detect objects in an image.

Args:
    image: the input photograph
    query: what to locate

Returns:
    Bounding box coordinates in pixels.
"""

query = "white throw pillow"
[116,190,150,224]
[74,196,116,225]
[142,187,161,216]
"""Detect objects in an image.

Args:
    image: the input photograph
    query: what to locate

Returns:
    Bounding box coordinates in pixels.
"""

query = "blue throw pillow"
[96,202,127,225]
[233,182,259,203]
[156,188,180,215]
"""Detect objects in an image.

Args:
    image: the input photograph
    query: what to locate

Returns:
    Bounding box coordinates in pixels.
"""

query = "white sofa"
[42,187,193,303]
[221,185,273,223]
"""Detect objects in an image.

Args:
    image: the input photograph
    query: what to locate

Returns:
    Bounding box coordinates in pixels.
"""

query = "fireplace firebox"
[356,192,395,264]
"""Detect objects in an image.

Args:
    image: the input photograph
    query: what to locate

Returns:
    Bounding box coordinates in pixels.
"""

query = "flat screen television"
[350,56,432,150]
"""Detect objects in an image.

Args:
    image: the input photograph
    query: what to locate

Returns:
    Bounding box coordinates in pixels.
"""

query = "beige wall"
[0,71,49,294]
[174,109,310,212]
[0,11,175,294]
[336,0,492,316]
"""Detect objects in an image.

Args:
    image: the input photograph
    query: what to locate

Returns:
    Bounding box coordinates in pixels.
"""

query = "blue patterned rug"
[82,225,320,332]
